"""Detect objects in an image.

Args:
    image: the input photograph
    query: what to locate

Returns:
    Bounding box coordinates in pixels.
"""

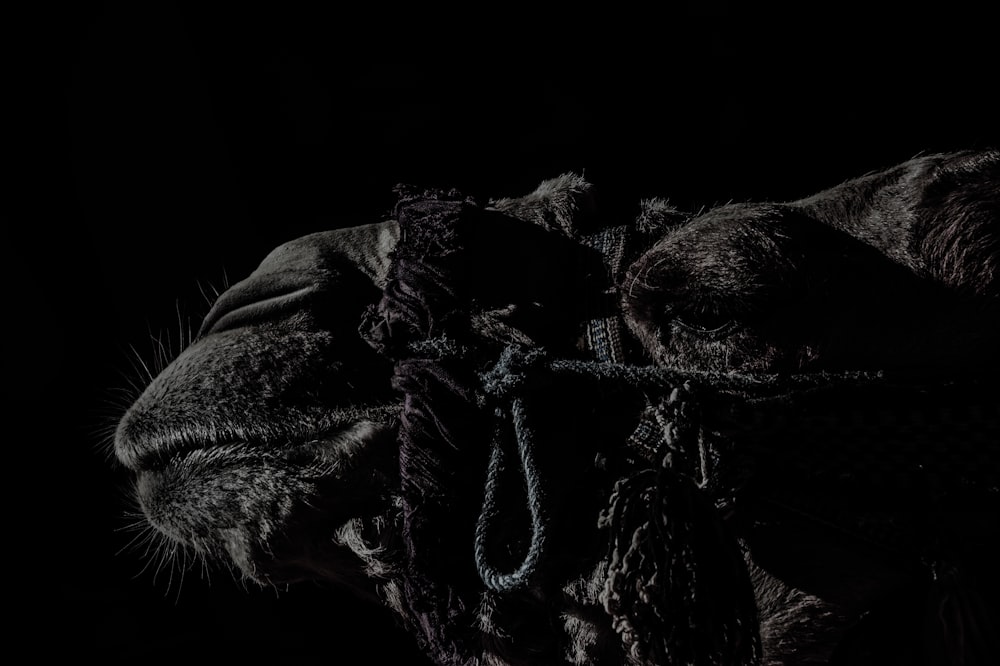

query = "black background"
[16,2,999,662]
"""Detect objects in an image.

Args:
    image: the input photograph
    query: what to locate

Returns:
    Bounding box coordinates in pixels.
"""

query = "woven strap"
[582,224,633,364]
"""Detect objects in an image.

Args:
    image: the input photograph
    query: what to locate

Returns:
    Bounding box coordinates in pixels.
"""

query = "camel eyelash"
[672,316,739,340]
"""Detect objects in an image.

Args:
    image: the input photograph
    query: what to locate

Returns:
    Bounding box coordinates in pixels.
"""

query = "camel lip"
[115,404,402,473]
[117,425,318,473]
[113,412,340,472]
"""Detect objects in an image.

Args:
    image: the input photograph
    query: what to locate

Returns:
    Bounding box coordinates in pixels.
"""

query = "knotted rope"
[473,346,788,664]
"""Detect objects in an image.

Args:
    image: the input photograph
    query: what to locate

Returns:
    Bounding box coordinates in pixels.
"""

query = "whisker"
[141,528,162,563]
[132,532,163,582]
[156,541,178,594]
[153,329,172,372]
[175,299,189,350]
[144,323,161,374]
[123,525,158,564]
[128,344,155,385]
[197,278,224,310]
[173,549,188,604]
[200,554,212,586]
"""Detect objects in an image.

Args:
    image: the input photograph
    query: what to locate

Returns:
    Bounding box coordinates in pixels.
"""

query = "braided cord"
[475,397,551,592]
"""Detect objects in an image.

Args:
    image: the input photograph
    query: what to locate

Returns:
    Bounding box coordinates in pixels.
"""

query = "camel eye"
[673,310,738,340]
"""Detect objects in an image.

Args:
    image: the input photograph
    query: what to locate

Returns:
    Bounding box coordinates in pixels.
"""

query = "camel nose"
[196,234,340,337]
[198,270,320,337]
[197,224,398,338]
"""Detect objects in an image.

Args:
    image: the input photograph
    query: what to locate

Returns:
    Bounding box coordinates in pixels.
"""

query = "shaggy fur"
[115,150,999,665]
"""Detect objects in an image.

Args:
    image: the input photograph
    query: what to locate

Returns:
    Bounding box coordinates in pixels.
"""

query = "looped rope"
[475,396,552,592]
[475,345,554,592]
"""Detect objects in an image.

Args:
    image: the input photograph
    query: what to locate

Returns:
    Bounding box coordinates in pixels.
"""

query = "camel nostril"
[198,272,320,337]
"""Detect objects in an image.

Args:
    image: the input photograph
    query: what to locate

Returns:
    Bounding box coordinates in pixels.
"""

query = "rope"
[471,345,887,596]
[474,397,552,591]
[475,347,551,592]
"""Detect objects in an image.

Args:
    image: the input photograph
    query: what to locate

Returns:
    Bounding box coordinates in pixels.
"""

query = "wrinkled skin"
[115,151,999,664]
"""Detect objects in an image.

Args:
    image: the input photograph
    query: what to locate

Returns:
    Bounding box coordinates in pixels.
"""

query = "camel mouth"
[131,417,402,570]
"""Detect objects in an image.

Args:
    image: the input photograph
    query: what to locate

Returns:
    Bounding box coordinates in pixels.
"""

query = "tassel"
[600,448,760,665]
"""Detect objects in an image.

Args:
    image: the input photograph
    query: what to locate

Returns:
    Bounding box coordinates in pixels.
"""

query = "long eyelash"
[673,317,739,340]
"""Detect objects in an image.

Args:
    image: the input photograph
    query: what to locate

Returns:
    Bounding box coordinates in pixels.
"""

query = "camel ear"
[635,197,688,236]
[489,172,599,236]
